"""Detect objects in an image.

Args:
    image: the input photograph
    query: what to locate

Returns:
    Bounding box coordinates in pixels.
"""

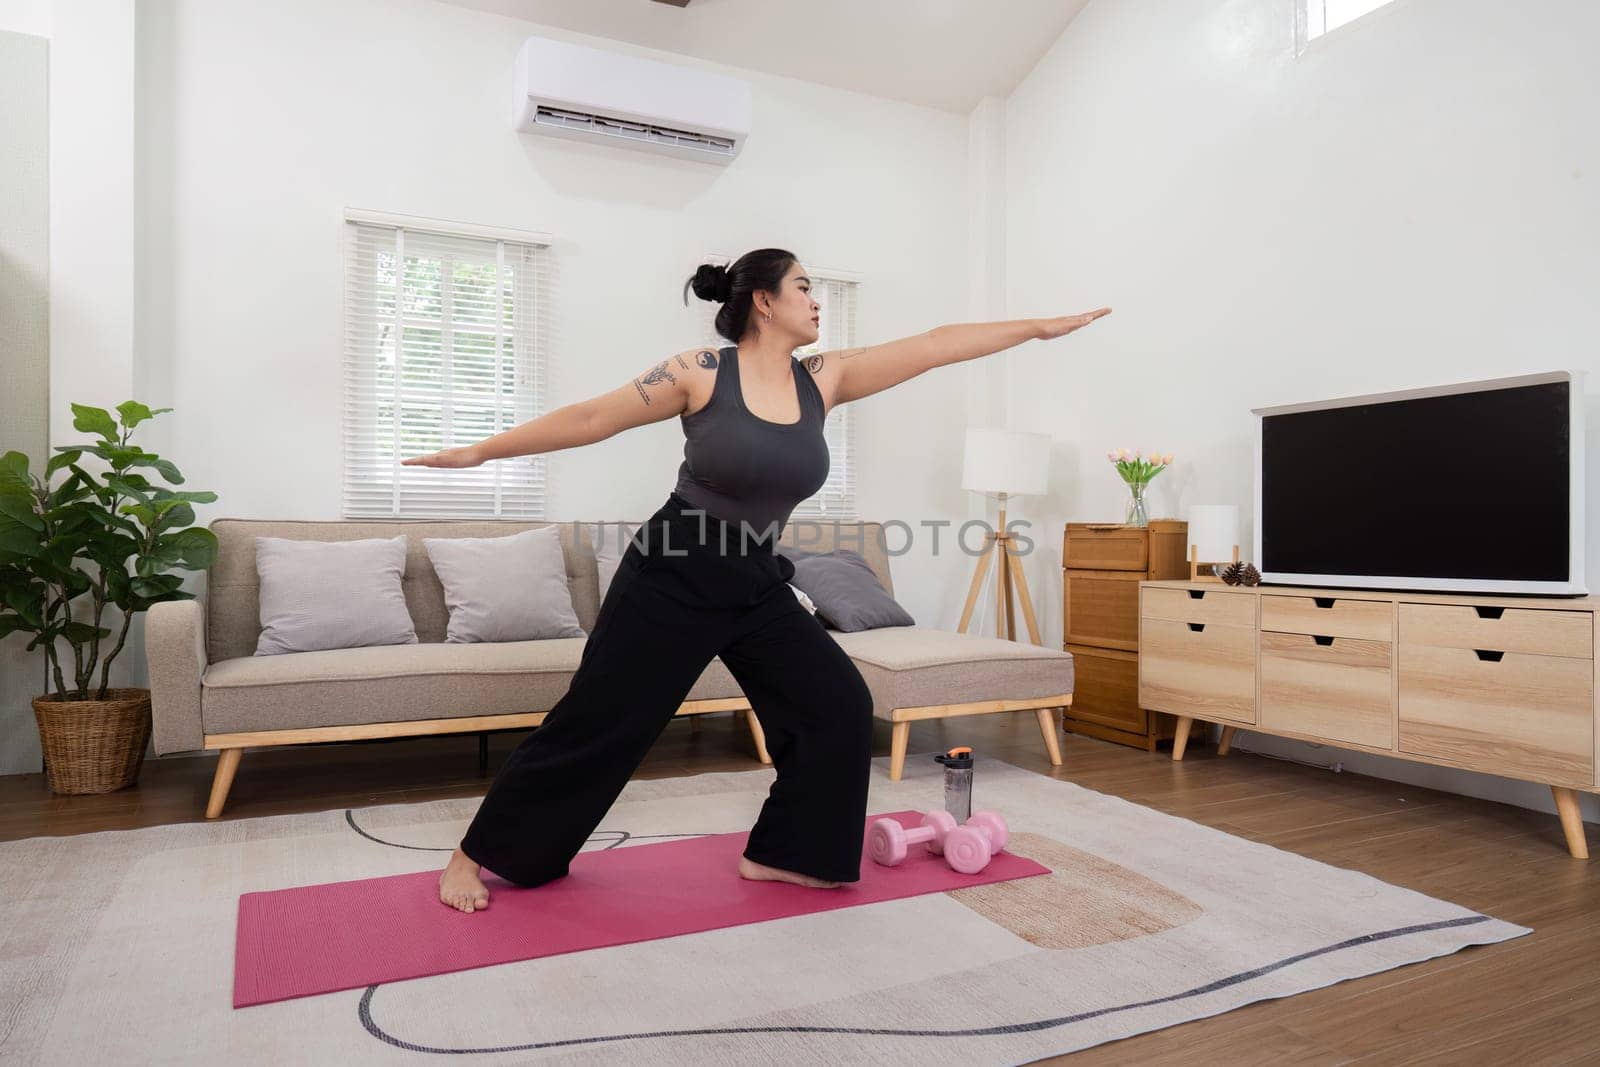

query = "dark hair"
[682,248,798,344]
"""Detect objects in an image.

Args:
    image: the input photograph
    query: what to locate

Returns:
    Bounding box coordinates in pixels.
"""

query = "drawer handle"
[1475,606,1506,620]
[1188,590,1206,600]
[1189,622,1206,632]
[1313,635,1335,646]
[1314,597,1336,609]
[1474,649,1505,662]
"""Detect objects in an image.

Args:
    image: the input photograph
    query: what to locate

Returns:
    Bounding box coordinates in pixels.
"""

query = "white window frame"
[342,209,554,519]
[1296,0,1398,54]
[696,254,860,521]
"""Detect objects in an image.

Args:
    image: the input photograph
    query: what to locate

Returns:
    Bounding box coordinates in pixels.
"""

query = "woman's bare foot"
[438,847,490,913]
[738,855,841,888]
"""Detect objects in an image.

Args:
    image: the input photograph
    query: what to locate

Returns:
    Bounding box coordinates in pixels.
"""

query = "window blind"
[696,263,859,521]
[342,217,551,518]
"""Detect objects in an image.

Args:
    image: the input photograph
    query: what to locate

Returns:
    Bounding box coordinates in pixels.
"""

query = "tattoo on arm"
[633,360,678,405]
[695,349,719,369]
[804,354,824,374]
[836,346,868,360]
[674,354,690,370]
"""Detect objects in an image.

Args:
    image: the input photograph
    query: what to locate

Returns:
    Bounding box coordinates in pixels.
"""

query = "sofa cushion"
[593,522,645,604]
[423,526,586,643]
[828,626,1075,719]
[201,641,745,735]
[777,547,915,631]
[253,535,416,655]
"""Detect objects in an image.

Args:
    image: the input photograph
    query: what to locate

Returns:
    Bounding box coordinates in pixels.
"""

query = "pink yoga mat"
[234,809,1051,1008]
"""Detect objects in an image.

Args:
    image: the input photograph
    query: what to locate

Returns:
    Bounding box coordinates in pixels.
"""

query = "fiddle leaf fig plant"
[0,401,219,701]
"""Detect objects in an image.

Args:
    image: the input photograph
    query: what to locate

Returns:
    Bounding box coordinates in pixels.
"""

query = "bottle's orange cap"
[947,746,973,758]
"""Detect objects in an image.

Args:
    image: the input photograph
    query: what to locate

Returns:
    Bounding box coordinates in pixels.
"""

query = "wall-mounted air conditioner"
[513,35,751,165]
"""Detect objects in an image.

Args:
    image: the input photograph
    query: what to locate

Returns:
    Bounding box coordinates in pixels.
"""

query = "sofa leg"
[1217,726,1237,757]
[206,748,243,819]
[1035,707,1063,767]
[746,710,772,765]
[890,721,911,781]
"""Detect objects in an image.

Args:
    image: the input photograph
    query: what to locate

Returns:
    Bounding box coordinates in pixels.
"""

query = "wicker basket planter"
[31,687,152,795]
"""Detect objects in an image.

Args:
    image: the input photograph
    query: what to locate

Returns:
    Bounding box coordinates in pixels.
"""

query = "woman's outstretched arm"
[812,309,1111,409]
[401,348,711,467]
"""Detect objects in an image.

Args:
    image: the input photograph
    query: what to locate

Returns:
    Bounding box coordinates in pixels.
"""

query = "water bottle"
[934,746,974,823]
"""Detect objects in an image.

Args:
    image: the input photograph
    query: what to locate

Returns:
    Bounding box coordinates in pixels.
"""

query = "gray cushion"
[201,640,747,734]
[827,626,1075,719]
[423,526,586,643]
[253,535,417,655]
[777,546,915,632]
[592,522,645,604]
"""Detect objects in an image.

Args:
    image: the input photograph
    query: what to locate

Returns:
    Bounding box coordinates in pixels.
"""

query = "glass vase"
[1124,481,1151,527]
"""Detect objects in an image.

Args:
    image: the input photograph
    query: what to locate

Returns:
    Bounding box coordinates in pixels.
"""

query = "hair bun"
[689,263,732,304]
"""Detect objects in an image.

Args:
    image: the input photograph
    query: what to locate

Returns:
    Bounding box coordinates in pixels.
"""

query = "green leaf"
[105,475,153,502]
[44,449,82,477]
[166,526,219,569]
[116,401,172,429]
[0,614,33,638]
[0,452,31,493]
[71,404,119,442]
[5,587,44,627]
[156,502,195,530]
[0,525,40,558]
[0,495,42,531]
[150,458,184,484]
[61,621,112,642]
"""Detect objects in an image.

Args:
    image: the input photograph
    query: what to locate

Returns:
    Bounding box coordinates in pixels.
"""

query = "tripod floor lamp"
[956,428,1052,645]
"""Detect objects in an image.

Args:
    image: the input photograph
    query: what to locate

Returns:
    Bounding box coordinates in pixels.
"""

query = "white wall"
[1003,0,1600,821]
[0,0,984,774]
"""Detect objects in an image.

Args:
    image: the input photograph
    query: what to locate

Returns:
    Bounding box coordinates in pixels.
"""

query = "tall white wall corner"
[50,0,137,451]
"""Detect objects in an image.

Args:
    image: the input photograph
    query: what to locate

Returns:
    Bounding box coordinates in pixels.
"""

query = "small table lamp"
[1187,504,1240,582]
[958,428,1052,644]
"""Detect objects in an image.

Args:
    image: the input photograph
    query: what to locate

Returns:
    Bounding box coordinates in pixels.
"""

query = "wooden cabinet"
[1062,521,1188,750]
[1137,579,1600,858]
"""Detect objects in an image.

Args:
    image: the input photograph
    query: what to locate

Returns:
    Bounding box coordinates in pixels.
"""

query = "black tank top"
[672,344,831,538]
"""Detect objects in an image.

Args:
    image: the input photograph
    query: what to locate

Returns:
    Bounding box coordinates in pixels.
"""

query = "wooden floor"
[3,712,1597,1064]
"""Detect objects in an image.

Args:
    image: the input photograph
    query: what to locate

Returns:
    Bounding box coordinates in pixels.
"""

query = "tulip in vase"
[1106,448,1173,528]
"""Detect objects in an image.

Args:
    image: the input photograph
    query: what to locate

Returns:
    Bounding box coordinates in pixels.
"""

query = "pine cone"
[1218,561,1245,585]
[1240,563,1261,586]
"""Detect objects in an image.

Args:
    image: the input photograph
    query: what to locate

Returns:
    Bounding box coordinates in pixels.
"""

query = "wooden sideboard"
[1062,521,1189,750]
[1137,579,1600,858]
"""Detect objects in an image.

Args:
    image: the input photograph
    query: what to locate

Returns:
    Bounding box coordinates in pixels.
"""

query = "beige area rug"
[0,756,1527,1065]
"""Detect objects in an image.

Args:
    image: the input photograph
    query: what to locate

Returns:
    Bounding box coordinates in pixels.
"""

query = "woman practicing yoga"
[403,248,1110,912]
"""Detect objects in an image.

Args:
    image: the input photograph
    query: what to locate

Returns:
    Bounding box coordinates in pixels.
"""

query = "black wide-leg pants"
[459,491,876,887]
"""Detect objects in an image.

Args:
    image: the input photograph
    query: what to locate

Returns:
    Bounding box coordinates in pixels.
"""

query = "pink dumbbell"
[869,810,959,866]
[941,810,1009,874]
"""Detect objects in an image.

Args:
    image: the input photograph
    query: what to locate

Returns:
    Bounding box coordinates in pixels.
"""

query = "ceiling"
[433,0,1090,114]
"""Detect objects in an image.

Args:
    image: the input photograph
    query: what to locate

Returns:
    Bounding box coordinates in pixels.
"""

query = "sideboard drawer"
[1260,632,1393,749]
[1398,603,1593,659]
[1141,586,1256,628]
[1397,644,1594,786]
[1064,526,1148,572]
[1139,618,1257,724]
[1262,594,1393,642]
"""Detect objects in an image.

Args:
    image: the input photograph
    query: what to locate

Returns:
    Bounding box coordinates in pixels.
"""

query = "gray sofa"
[146,517,1074,817]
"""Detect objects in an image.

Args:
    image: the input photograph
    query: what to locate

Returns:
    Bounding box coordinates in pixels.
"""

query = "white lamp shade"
[961,429,1052,496]
[1188,504,1239,561]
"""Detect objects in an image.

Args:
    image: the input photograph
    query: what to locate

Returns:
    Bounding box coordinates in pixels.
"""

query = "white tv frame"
[1252,370,1587,597]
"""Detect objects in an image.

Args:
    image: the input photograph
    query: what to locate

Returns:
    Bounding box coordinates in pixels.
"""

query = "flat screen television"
[1253,370,1586,596]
